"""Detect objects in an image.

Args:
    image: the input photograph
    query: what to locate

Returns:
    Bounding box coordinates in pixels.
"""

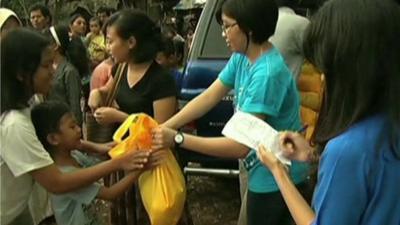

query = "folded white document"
[222,111,291,165]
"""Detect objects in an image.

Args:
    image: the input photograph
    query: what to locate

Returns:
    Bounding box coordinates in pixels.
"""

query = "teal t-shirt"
[51,151,102,225]
[219,47,309,193]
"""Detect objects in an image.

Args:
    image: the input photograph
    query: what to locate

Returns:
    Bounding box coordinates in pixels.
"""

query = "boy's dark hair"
[160,37,175,56]
[29,3,52,24]
[304,0,400,156]
[215,0,278,44]
[107,9,162,63]
[97,6,114,16]
[97,6,108,15]
[160,37,185,65]
[1,28,50,114]
[31,101,71,151]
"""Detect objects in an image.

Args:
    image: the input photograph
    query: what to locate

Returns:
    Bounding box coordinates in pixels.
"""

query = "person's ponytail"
[47,25,89,77]
[65,36,89,77]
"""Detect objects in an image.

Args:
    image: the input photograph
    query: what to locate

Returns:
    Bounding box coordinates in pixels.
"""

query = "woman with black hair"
[88,10,178,223]
[151,0,309,224]
[69,14,87,38]
[0,28,153,225]
[256,0,400,224]
[89,10,177,132]
[44,24,89,126]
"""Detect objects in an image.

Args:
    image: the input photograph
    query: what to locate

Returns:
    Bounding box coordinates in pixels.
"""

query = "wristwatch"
[174,131,184,146]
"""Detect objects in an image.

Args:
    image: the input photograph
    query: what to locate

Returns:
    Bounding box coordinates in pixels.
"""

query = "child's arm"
[30,150,149,194]
[78,140,115,155]
[96,170,141,201]
[96,149,167,201]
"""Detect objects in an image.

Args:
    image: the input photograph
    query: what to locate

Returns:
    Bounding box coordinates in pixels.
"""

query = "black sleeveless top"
[113,61,177,117]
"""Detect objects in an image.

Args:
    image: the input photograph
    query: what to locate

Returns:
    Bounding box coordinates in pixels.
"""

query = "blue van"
[177,0,238,176]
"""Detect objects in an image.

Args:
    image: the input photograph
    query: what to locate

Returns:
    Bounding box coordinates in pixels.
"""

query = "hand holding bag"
[109,113,187,225]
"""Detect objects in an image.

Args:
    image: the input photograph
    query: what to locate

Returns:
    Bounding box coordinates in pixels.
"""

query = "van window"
[200,12,231,59]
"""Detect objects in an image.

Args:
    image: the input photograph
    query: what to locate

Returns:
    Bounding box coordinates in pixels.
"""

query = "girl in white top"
[0,28,158,225]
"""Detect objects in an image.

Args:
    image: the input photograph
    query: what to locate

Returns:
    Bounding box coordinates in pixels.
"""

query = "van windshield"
[199,11,231,59]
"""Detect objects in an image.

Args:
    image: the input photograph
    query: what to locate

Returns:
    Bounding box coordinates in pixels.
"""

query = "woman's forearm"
[78,140,99,153]
[180,134,249,159]
[164,80,229,129]
[78,140,112,155]
[115,110,129,123]
[164,94,216,129]
[272,167,315,225]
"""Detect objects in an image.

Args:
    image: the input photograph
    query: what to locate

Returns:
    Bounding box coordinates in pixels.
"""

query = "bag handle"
[105,63,126,107]
[112,114,141,143]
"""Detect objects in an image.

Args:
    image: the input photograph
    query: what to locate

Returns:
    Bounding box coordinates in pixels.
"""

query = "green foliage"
[1,0,118,25]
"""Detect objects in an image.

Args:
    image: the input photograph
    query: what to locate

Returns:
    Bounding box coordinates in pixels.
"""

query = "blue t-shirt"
[219,47,309,193]
[311,115,400,225]
[51,151,102,225]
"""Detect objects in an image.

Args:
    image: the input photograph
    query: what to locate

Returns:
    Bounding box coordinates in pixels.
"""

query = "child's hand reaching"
[144,149,168,170]
[117,150,150,171]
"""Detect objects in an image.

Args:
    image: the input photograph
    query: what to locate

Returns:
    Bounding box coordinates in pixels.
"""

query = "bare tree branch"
[17,0,29,19]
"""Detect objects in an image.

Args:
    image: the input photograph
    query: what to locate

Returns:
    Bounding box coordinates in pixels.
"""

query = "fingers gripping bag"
[108,113,186,225]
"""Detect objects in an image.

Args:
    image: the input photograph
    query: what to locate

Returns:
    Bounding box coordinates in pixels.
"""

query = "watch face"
[175,133,184,144]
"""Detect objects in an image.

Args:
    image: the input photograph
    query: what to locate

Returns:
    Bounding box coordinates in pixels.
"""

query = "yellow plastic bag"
[108,113,186,225]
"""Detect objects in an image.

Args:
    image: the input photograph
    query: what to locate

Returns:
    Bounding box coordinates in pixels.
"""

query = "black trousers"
[247,182,309,225]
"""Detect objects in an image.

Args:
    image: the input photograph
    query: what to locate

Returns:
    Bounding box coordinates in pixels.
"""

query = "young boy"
[156,36,185,92]
[31,101,153,225]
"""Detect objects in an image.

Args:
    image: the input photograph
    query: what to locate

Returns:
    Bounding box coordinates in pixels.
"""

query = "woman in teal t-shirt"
[151,0,309,224]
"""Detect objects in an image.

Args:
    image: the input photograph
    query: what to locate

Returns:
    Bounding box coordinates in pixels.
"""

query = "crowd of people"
[1,0,399,225]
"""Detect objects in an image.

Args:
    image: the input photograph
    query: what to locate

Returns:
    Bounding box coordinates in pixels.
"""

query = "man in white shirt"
[270,0,310,79]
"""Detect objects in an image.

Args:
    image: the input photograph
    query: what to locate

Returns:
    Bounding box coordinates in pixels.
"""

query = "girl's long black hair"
[1,28,50,114]
[304,0,400,156]
[45,24,89,77]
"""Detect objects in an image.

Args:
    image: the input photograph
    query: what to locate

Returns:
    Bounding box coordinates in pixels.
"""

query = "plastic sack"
[108,113,186,225]
[298,62,325,140]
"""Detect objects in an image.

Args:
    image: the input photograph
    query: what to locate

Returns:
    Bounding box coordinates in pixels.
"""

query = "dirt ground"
[185,175,241,225]
[39,174,241,225]
[96,175,241,225]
